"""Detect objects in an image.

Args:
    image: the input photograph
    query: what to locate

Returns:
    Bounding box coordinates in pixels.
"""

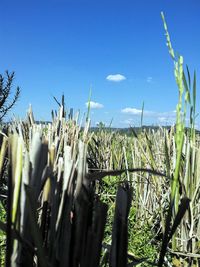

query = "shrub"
[0,71,20,121]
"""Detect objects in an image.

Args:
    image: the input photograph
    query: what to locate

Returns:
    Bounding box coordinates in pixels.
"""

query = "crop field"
[0,11,200,267]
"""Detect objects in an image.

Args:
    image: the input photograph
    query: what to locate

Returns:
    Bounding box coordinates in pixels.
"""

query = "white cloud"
[121,108,142,115]
[106,74,126,82]
[158,116,176,125]
[121,108,177,120]
[121,118,134,124]
[85,101,104,109]
[121,107,176,124]
[158,117,167,123]
[147,76,152,83]
[119,107,184,126]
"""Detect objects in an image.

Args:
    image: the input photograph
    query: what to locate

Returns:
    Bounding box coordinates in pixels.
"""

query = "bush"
[0,71,20,121]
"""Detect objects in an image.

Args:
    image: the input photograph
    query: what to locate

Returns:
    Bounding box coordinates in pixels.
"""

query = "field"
[0,12,200,267]
[0,90,200,267]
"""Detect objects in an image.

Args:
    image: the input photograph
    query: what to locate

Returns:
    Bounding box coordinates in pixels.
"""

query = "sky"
[0,0,200,127]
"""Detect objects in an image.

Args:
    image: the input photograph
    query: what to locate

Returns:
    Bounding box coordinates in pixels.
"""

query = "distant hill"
[90,125,171,135]
[90,126,200,136]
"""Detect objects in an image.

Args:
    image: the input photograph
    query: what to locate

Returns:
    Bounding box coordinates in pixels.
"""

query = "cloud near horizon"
[121,107,176,118]
[121,107,142,115]
[85,101,104,109]
[106,74,126,82]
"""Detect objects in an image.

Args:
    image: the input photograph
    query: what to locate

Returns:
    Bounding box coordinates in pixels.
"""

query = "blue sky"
[0,0,200,127]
